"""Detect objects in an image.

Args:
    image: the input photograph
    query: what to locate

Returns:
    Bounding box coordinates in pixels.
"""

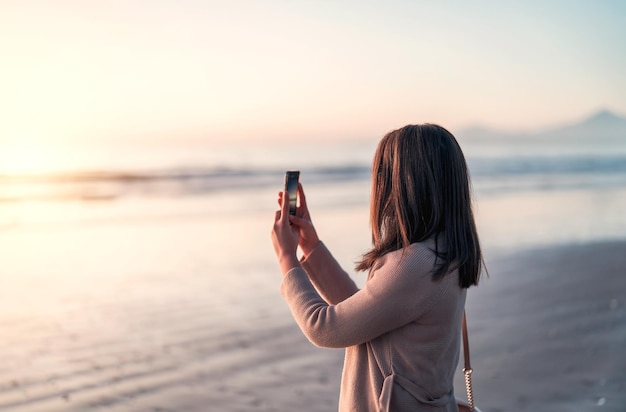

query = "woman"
[271,124,484,411]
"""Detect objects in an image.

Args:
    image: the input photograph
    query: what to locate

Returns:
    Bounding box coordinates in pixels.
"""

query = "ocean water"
[1,137,626,243]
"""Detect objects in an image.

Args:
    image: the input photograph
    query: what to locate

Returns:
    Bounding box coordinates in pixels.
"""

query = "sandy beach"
[1,210,624,412]
[458,240,626,412]
[1,177,625,412]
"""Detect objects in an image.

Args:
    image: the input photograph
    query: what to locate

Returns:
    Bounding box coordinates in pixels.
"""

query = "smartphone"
[284,170,300,216]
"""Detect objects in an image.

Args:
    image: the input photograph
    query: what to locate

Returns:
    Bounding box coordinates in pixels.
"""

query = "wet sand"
[0,237,624,411]
[460,240,626,412]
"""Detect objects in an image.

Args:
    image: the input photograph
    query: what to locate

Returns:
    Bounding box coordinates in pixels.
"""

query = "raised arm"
[281,243,454,348]
[300,242,359,304]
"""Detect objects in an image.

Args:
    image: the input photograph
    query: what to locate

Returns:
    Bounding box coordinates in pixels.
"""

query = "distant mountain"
[535,109,626,142]
[458,109,626,143]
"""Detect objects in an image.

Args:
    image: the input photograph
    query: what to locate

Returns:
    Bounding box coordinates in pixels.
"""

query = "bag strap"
[462,311,475,411]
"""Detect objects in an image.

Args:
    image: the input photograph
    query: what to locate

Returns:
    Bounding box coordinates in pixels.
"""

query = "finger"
[280,189,290,221]
[297,183,308,211]
[289,214,310,228]
[277,191,284,207]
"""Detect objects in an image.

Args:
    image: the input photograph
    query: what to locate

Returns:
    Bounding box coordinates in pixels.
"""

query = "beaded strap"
[462,312,475,412]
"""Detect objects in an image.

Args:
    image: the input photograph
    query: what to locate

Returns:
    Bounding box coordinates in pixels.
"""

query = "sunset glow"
[1,0,625,173]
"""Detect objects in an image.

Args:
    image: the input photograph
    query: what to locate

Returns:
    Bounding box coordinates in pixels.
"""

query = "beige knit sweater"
[281,240,466,412]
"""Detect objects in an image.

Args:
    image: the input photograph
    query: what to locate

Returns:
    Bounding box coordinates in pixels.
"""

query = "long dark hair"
[355,124,483,288]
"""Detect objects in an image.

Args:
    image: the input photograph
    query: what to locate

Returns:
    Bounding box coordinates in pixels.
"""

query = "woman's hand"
[277,183,320,258]
[272,188,301,276]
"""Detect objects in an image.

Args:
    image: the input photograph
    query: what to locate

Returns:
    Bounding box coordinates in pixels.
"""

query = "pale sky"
[1,0,625,154]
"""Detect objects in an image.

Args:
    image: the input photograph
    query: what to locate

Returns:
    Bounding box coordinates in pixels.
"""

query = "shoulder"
[365,239,457,316]
[374,239,437,270]
[369,239,439,284]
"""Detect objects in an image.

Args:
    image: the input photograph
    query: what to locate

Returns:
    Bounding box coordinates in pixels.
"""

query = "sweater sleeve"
[300,242,359,304]
[281,243,450,349]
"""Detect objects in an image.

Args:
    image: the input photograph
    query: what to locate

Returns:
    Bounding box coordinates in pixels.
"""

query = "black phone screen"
[284,171,300,215]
